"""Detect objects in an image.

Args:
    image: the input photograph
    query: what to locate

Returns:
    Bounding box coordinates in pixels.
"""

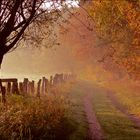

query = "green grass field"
[67,82,88,140]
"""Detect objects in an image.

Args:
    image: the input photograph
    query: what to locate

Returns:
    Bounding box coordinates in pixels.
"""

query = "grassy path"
[87,82,140,140]
[84,93,104,140]
[69,81,140,140]
[107,91,140,129]
[68,82,88,140]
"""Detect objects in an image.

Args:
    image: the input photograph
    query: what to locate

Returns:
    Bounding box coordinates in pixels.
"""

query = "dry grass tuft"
[0,93,71,140]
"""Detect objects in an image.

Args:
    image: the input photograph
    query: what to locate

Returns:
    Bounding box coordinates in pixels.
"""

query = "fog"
[0,2,126,83]
[1,45,81,81]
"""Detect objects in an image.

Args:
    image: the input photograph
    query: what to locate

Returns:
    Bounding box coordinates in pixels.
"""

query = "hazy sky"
[1,44,80,80]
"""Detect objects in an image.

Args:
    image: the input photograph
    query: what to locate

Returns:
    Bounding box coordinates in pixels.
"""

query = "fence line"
[0,73,76,97]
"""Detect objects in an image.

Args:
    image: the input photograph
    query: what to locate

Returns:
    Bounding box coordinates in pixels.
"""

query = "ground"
[68,81,140,140]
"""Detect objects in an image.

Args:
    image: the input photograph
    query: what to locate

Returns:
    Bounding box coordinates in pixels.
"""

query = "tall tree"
[0,0,79,103]
[89,0,140,80]
[0,0,67,65]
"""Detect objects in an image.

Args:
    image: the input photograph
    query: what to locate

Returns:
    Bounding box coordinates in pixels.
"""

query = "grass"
[0,80,139,140]
[111,86,140,117]
[0,81,89,140]
[65,81,140,140]
[101,79,140,117]
[67,82,88,140]
[89,84,140,140]
[0,82,77,140]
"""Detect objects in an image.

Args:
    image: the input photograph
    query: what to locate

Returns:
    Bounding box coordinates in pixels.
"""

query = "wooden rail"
[1,78,18,83]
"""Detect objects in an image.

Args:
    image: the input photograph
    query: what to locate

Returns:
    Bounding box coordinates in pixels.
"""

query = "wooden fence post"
[7,82,11,94]
[37,79,41,98]
[12,82,19,94]
[19,82,23,94]
[41,77,49,94]
[53,74,59,86]
[45,78,49,93]
[0,79,6,105]
[50,76,53,87]
[42,77,46,95]
[23,78,28,95]
[31,80,35,95]
[1,86,6,104]
[60,73,64,83]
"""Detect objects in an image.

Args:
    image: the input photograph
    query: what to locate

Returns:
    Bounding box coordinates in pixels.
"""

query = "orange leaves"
[88,0,140,80]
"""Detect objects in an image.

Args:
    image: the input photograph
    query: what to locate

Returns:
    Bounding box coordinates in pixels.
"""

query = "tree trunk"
[0,79,6,105]
[0,53,3,66]
[0,53,6,105]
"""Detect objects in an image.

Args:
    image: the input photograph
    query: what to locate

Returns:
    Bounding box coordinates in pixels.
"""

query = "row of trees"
[89,0,140,80]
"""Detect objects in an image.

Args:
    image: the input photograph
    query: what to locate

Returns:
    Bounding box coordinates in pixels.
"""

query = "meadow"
[0,79,140,140]
[0,81,74,140]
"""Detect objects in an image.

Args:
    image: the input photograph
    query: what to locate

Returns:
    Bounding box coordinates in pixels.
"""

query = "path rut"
[84,93,104,140]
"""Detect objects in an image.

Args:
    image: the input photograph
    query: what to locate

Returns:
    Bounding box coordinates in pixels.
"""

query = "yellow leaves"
[126,7,140,30]
[132,38,139,46]
[88,0,140,80]
[136,56,140,63]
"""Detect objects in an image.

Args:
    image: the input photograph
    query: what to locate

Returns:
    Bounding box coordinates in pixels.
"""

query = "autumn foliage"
[89,0,140,80]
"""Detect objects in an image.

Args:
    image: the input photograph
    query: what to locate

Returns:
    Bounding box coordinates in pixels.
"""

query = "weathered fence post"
[41,77,49,94]
[23,78,28,95]
[1,86,6,104]
[42,77,46,95]
[53,74,60,86]
[37,79,41,98]
[7,82,11,94]
[64,74,67,82]
[60,73,64,84]
[50,76,53,87]
[45,78,49,93]
[0,79,6,104]
[27,81,31,95]
[12,82,19,94]
[19,82,23,94]
[31,80,35,95]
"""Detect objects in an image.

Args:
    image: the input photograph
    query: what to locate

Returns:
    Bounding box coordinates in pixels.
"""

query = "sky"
[1,44,80,81]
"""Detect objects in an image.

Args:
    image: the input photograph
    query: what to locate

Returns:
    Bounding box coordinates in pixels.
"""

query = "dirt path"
[107,91,140,129]
[84,93,104,140]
